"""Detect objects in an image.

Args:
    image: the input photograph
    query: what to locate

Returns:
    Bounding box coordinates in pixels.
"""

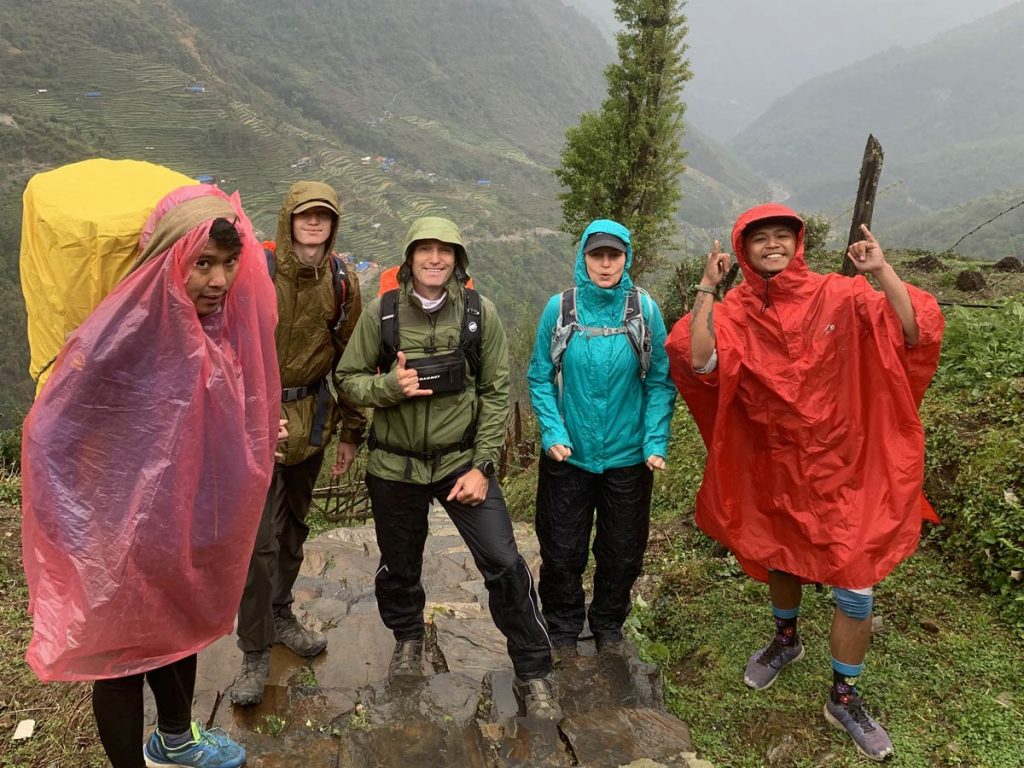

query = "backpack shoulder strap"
[549,288,578,374]
[264,248,276,281]
[377,288,400,373]
[622,287,653,380]
[560,287,577,327]
[460,288,483,377]
[328,254,350,334]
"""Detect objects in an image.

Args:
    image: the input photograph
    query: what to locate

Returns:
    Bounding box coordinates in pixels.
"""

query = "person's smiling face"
[743,223,797,277]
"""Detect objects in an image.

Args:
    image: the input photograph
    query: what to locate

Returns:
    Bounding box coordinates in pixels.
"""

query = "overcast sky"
[568,0,1020,141]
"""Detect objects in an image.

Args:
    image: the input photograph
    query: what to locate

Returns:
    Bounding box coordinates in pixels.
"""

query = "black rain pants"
[535,455,653,647]
[366,465,552,680]
[237,450,325,652]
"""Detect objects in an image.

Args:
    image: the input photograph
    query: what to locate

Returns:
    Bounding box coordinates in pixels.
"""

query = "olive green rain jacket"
[273,181,365,465]
[337,217,509,484]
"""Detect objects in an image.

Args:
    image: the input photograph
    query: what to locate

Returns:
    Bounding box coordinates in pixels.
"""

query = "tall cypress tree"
[555,0,690,280]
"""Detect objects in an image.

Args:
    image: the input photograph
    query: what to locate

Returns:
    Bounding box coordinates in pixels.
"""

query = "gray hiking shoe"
[274,613,327,657]
[388,639,424,678]
[514,676,563,721]
[744,634,805,690]
[824,687,894,761]
[229,648,270,706]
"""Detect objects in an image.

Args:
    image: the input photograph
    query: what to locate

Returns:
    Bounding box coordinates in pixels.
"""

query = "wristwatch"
[476,459,496,477]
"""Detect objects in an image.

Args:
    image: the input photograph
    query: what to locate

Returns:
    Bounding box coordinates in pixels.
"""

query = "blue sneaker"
[744,632,805,690]
[143,720,246,768]
[824,686,894,762]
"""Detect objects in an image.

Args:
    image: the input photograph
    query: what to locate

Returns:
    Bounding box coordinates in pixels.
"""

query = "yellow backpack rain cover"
[20,158,195,394]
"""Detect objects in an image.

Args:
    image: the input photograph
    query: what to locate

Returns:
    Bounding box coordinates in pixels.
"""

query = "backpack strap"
[264,248,276,280]
[622,287,653,380]
[328,254,350,334]
[460,288,483,377]
[377,288,401,373]
[550,288,578,375]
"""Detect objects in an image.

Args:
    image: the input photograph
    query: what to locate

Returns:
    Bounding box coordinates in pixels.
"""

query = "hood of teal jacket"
[574,218,634,323]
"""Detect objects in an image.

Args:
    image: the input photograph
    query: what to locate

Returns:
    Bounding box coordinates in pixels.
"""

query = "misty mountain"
[727,2,1024,230]
[564,0,1019,142]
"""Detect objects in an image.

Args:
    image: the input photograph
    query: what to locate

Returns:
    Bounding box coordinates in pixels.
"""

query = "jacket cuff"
[337,428,364,446]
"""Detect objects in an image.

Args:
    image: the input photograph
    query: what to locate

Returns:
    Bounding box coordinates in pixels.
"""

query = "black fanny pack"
[408,350,467,397]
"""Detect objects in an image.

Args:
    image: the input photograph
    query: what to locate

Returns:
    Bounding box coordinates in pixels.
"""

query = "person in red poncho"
[21,186,281,768]
[665,204,944,763]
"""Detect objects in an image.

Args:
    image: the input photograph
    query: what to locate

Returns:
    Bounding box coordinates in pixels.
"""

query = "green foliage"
[0,426,21,471]
[919,299,1024,631]
[0,464,20,507]
[639,538,1024,767]
[935,300,1024,390]
[554,0,691,280]
[800,212,832,256]
[923,384,1024,633]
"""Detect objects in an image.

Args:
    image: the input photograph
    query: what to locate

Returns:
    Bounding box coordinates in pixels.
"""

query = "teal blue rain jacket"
[527,219,676,473]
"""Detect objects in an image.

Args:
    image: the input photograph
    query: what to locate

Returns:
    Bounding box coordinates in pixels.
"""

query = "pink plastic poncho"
[22,186,280,681]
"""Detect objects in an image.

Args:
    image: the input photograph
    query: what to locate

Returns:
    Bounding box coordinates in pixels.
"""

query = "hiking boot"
[388,639,424,679]
[274,613,327,657]
[228,648,270,706]
[824,687,894,762]
[514,675,563,721]
[743,634,805,690]
[143,720,246,767]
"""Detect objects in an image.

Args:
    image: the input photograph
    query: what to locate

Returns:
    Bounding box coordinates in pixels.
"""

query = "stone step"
[181,507,710,766]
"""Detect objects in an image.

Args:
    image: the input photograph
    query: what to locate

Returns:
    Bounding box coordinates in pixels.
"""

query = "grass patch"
[0,505,106,768]
[634,520,1024,767]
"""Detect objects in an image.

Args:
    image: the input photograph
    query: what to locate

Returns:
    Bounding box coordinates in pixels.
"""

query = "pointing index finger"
[712,239,721,255]
[859,223,878,243]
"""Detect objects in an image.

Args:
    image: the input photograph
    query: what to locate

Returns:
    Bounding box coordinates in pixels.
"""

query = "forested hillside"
[0,0,767,424]
[729,2,1024,232]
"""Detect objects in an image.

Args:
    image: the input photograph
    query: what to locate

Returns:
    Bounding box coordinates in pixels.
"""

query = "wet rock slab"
[560,707,693,767]
[187,508,708,767]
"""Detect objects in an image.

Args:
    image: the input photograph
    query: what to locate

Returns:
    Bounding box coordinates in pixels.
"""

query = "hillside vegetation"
[0,0,768,424]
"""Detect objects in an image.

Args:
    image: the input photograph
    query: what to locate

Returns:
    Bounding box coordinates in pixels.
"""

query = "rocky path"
[182,509,713,768]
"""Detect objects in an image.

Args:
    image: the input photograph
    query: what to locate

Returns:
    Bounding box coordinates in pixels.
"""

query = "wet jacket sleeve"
[473,298,510,466]
[526,295,572,452]
[337,297,406,408]
[333,283,367,444]
[641,296,677,460]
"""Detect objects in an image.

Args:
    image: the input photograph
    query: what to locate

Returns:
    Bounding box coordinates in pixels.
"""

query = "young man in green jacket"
[231,182,365,706]
[337,216,559,719]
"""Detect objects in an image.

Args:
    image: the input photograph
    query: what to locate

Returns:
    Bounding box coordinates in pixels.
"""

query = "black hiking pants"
[237,450,325,652]
[92,654,196,768]
[366,465,552,681]
[535,456,653,647]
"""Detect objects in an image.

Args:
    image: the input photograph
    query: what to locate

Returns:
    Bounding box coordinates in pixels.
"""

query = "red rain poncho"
[666,204,944,588]
[21,186,280,681]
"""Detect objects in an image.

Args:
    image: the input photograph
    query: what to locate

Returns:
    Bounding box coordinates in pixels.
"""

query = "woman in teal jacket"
[527,219,676,652]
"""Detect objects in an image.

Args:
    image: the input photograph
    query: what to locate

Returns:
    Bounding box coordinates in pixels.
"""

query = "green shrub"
[936,300,1024,391]
[922,299,1024,631]
[0,426,21,472]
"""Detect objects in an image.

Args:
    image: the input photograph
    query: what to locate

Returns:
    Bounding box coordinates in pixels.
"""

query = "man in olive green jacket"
[337,217,559,719]
[231,182,365,707]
